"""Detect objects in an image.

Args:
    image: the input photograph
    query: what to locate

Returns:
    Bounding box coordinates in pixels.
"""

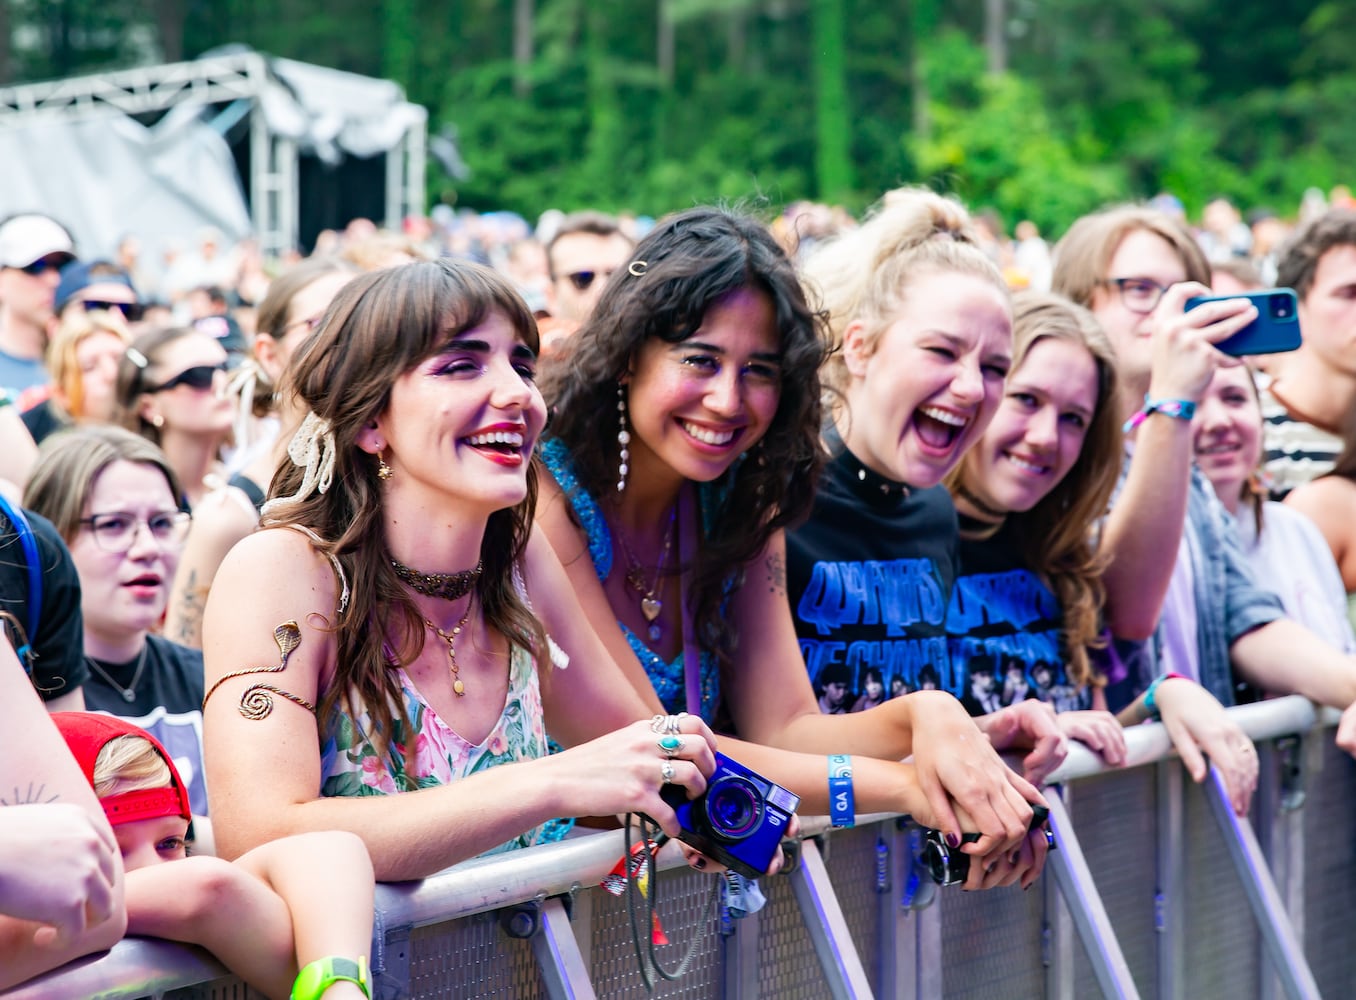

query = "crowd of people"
[3,179,1356,996]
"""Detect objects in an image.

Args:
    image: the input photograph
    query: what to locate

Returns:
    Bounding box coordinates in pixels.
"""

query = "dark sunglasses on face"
[148,361,228,393]
[82,300,145,323]
[18,253,74,277]
[564,269,615,292]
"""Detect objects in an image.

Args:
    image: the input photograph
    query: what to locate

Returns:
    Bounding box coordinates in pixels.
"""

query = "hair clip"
[627,260,648,277]
[125,347,149,369]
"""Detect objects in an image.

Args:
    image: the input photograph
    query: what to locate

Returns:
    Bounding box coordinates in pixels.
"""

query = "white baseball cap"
[0,214,75,269]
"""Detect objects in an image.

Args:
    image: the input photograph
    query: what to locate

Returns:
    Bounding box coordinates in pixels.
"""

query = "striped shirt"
[1258,378,1342,499]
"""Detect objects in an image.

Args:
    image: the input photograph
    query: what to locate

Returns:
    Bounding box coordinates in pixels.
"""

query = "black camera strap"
[623,813,720,992]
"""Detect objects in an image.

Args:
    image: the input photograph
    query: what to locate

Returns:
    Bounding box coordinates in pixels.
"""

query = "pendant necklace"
[425,599,474,697]
[85,643,150,704]
[614,505,677,643]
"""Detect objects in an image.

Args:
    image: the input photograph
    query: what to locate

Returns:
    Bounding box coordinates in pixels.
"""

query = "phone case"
[1184,287,1301,356]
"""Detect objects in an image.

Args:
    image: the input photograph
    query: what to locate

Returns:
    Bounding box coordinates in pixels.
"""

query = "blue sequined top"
[540,437,722,722]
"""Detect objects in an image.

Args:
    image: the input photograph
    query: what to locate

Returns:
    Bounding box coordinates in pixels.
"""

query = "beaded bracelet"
[828,754,855,828]
[1122,395,1197,434]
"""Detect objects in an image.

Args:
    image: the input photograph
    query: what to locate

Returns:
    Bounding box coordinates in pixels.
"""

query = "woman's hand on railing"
[1055,711,1128,767]
[907,692,1049,863]
[975,699,1069,784]
[1154,678,1258,815]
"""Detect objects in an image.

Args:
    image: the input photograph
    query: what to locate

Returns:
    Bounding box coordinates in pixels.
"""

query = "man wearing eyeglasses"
[539,211,634,353]
[0,213,76,398]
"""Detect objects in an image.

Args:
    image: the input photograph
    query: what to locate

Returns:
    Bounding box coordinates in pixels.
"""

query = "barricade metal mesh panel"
[1303,739,1356,996]
[1181,778,1260,996]
[757,866,835,997]
[408,911,544,997]
[1067,768,1158,996]
[937,863,1045,997]
[590,869,723,998]
[821,824,889,970]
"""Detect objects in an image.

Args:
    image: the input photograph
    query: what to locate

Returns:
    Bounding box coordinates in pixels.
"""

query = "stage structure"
[0,48,426,260]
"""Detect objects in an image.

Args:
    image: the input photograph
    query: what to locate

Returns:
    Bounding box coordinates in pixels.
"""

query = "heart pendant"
[641,597,662,622]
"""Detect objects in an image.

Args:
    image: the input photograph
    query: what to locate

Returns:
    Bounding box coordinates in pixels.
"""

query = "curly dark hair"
[541,205,829,673]
[265,258,547,774]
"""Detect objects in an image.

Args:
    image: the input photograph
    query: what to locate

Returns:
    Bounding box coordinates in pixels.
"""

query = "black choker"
[841,453,910,499]
[391,557,483,601]
[951,482,1009,523]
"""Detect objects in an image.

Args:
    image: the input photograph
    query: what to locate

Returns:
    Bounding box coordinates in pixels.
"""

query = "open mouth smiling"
[914,406,970,451]
[679,419,740,448]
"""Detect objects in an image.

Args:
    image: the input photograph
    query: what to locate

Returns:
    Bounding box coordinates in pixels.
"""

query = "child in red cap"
[54,712,375,1000]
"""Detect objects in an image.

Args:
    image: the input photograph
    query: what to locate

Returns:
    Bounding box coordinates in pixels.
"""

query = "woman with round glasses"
[115,326,234,510]
[24,425,212,844]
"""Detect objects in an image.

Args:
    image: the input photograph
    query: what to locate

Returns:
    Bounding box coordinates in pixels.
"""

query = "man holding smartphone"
[1258,209,1356,497]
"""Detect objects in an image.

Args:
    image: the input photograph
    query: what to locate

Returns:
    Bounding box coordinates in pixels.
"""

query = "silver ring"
[651,713,686,735]
[661,761,676,785]
[658,735,683,758]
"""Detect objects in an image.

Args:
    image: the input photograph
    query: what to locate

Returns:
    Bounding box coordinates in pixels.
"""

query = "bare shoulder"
[1285,476,1356,526]
[210,526,341,615]
[189,486,260,541]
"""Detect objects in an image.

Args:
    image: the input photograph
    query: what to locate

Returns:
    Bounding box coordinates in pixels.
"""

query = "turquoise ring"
[658,734,683,758]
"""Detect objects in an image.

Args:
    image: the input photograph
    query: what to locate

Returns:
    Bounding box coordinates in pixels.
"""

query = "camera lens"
[704,775,764,842]
[920,837,966,886]
[1271,294,1292,319]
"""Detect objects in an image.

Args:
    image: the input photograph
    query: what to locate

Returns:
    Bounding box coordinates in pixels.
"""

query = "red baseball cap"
[52,713,191,827]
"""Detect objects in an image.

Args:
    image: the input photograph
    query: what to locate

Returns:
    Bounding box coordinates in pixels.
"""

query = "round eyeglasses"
[1100,277,1172,315]
[78,511,192,553]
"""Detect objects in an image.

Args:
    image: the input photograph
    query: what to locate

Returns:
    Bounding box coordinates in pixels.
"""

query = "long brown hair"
[264,259,547,775]
[948,292,1122,688]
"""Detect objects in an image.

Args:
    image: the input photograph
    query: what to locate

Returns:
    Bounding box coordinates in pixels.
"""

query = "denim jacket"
[1106,455,1284,710]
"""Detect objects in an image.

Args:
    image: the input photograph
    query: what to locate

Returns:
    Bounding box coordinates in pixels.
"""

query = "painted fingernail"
[1010,851,1021,865]
[946,833,961,848]
[691,856,706,870]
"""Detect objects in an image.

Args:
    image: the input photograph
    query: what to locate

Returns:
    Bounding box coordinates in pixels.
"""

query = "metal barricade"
[10,696,1352,999]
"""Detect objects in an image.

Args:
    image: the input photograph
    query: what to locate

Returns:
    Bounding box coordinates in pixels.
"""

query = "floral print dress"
[319,644,548,854]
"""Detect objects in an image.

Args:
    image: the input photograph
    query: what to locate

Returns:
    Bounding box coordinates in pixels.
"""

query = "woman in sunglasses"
[21,306,133,445]
[164,258,357,649]
[24,424,212,846]
[114,326,234,510]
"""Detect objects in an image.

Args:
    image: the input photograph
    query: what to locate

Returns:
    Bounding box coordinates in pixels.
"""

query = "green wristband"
[291,956,370,1000]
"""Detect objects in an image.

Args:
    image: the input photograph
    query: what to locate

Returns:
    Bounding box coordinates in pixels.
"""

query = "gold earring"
[377,450,393,481]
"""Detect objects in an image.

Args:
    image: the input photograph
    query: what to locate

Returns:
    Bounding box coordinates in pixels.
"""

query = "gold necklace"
[425,602,473,697]
[613,506,676,643]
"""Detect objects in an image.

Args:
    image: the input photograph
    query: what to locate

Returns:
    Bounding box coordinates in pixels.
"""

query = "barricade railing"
[10,695,1352,999]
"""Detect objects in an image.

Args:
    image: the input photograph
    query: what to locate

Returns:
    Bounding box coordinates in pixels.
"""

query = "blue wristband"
[1142,671,1186,721]
[828,754,854,828]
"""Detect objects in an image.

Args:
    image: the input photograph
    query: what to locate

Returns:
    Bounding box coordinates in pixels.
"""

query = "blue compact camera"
[660,751,800,879]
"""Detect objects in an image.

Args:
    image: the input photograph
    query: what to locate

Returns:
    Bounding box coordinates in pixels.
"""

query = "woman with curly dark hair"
[539,206,1052,879]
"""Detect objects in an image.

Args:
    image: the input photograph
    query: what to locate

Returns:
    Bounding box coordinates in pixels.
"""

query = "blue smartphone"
[1184,287,1301,356]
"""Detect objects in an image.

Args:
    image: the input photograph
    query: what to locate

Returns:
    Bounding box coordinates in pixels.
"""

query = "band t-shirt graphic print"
[946,518,1091,717]
[786,446,959,713]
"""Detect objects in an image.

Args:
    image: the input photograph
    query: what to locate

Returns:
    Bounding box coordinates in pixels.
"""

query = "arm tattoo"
[766,551,786,596]
[1,783,58,805]
[172,569,206,646]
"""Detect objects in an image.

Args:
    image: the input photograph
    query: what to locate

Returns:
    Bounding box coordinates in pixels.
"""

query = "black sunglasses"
[148,361,227,393]
[18,253,73,277]
[82,300,145,323]
[565,269,611,292]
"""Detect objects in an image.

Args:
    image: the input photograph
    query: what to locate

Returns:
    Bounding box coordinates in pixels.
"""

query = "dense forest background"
[3,0,1354,233]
